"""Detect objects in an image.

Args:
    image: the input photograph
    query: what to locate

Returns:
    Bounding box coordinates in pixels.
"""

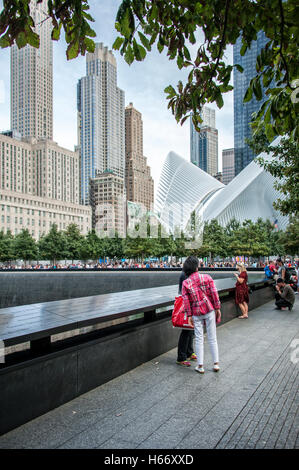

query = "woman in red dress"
[234,263,249,318]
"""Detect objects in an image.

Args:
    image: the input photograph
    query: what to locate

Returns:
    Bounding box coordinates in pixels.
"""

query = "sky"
[0,0,234,192]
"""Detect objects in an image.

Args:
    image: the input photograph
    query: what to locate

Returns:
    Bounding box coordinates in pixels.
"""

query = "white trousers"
[193,311,219,366]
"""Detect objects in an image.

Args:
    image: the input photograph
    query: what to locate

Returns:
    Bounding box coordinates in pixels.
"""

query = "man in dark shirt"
[275,278,295,310]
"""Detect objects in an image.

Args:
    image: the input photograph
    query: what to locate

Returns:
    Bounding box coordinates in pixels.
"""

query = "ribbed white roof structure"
[155,151,223,232]
[203,155,288,229]
[156,146,289,233]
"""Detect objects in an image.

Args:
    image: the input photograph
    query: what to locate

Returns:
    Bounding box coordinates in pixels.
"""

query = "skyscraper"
[10,0,53,140]
[1,0,92,239]
[77,43,125,205]
[233,31,268,176]
[125,103,154,212]
[222,148,235,185]
[190,107,218,177]
[89,171,126,238]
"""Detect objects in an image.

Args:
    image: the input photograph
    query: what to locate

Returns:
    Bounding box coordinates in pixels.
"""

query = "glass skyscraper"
[233,31,268,176]
[190,107,218,177]
[77,43,125,205]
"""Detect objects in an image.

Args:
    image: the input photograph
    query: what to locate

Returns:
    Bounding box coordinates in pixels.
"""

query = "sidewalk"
[0,297,298,449]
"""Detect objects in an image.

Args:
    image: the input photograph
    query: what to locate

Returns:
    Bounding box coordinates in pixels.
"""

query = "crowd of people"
[1,258,298,271]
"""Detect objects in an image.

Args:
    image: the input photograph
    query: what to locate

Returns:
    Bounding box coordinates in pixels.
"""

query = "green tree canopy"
[278,216,299,256]
[80,229,102,261]
[38,224,67,265]
[202,220,228,260]
[14,229,38,263]
[103,233,125,260]
[64,223,85,262]
[249,134,299,216]
[0,230,15,263]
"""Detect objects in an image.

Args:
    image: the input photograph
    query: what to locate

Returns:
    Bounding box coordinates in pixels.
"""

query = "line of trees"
[0,217,298,265]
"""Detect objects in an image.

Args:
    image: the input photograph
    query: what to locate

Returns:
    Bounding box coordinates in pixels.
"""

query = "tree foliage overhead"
[0,0,96,60]
[248,133,299,216]
[112,0,299,143]
[1,1,298,140]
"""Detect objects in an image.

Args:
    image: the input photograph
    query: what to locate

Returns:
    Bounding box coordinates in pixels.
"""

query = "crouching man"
[275,278,295,311]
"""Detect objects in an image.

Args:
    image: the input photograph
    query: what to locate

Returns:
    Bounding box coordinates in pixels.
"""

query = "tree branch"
[278,0,291,88]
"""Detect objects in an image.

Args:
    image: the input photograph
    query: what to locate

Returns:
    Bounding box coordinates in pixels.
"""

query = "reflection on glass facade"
[222,148,235,185]
[190,107,218,177]
[77,43,125,205]
[233,31,268,176]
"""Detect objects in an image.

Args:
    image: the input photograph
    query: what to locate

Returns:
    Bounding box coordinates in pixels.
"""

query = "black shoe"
[288,305,293,311]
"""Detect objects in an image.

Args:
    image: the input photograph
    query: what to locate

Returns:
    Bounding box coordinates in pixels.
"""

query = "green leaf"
[240,42,248,56]
[183,46,191,61]
[124,44,134,65]
[84,37,95,53]
[113,36,125,51]
[16,32,27,49]
[253,78,263,101]
[51,23,62,41]
[157,41,164,53]
[265,123,276,142]
[177,54,183,69]
[235,64,244,73]
[164,85,176,97]
[215,93,224,108]
[66,40,80,60]
[138,31,151,51]
[27,32,40,48]
[0,35,10,48]
[264,106,271,124]
[243,85,253,103]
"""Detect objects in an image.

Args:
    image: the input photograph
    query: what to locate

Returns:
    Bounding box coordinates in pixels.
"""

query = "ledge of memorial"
[0,268,264,308]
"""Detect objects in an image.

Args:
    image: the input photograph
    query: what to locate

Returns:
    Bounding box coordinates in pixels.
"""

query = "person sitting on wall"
[275,278,295,311]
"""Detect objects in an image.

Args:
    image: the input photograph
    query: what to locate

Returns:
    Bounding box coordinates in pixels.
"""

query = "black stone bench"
[0,275,272,354]
[0,274,274,435]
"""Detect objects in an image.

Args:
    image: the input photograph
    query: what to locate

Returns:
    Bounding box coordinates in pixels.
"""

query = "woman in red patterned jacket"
[182,256,221,374]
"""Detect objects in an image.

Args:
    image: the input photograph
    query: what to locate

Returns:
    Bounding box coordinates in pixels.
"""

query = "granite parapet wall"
[0,271,235,308]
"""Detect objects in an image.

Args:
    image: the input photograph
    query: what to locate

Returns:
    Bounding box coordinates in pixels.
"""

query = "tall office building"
[89,171,126,237]
[233,31,268,176]
[0,0,92,239]
[10,0,53,140]
[222,148,235,185]
[190,107,218,177]
[0,132,91,239]
[125,103,154,212]
[77,43,125,205]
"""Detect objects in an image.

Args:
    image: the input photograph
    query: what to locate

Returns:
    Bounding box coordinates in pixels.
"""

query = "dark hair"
[276,278,284,283]
[277,258,282,263]
[182,256,199,277]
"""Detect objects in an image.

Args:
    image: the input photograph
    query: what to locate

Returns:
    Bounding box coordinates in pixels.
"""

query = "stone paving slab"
[0,297,298,449]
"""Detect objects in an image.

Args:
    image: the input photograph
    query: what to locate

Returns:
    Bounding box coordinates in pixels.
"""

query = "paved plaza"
[0,297,298,449]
